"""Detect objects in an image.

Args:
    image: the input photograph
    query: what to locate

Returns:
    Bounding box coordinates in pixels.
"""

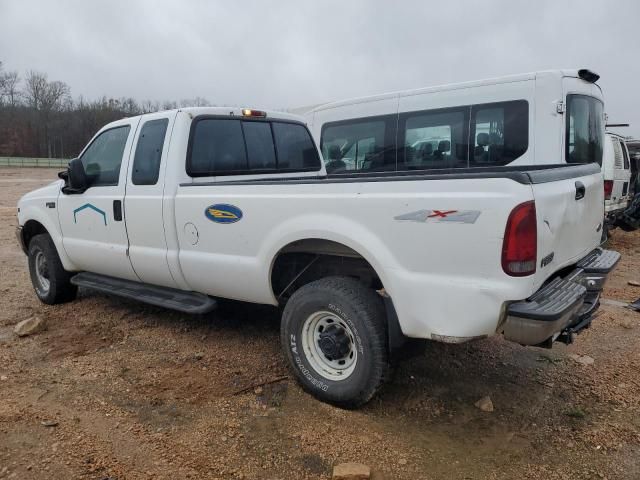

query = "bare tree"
[23,71,70,156]
[180,96,211,108]
[0,71,21,107]
[23,71,48,110]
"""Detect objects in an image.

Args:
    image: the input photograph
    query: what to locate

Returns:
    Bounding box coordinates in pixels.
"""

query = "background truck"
[602,132,632,228]
[17,105,618,408]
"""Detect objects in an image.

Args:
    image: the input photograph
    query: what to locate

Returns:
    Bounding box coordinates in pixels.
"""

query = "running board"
[71,272,217,314]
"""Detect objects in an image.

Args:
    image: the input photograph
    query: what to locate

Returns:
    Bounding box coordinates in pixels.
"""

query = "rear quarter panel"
[174,177,535,338]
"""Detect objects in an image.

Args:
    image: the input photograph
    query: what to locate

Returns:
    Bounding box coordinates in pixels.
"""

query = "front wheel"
[280,276,389,408]
[28,234,77,304]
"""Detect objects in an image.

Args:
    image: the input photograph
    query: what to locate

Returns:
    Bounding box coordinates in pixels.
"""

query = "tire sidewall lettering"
[289,333,329,392]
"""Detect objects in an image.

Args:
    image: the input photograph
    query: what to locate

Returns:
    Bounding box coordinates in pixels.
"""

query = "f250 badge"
[394,209,481,224]
[205,204,243,224]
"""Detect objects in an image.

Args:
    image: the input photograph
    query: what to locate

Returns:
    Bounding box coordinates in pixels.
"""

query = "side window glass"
[243,121,276,170]
[566,95,604,165]
[321,120,387,173]
[472,101,528,166]
[189,119,247,175]
[272,122,320,170]
[80,126,131,187]
[403,109,467,169]
[132,119,169,185]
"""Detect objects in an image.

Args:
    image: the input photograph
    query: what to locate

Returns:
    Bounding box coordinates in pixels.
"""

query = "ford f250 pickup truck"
[17,106,619,407]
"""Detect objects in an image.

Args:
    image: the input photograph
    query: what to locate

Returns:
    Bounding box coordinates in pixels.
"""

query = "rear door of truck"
[530,164,604,290]
[124,110,179,289]
[532,83,606,289]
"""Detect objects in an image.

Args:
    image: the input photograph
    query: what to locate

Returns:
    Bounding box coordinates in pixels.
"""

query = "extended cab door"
[123,111,178,288]
[58,118,140,281]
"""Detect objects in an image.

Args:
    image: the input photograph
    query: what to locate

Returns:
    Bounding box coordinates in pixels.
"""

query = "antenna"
[606,123,630,128]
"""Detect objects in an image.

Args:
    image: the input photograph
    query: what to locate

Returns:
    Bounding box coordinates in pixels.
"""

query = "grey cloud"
[1,0,639,136]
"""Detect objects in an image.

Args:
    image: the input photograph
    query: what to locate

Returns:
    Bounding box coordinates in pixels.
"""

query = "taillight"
[603,180,613,200]
[502,201,537,277]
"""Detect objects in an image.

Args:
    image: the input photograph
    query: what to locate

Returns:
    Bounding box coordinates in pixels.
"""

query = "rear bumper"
[502,248,620,346]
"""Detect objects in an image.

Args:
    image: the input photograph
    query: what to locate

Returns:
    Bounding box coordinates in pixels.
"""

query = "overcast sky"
[1,0,639,137]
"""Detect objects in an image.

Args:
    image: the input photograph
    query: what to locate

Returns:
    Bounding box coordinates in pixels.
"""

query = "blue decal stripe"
[73,203,107,225]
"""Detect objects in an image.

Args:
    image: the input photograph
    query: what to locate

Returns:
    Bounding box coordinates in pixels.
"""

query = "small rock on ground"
[333,462,371,480]
[475,396,494,412]
[14,317,46,337]
[569,354,595,366]
[628,280,640,287]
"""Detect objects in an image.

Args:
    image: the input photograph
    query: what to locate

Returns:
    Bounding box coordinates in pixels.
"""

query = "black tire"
[280,276,389,408]
[27,234,77,305]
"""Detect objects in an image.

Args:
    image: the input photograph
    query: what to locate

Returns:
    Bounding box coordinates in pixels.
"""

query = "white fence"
[0,157,69,168]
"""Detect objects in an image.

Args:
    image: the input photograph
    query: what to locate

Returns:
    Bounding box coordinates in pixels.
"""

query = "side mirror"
[61,158,88,194]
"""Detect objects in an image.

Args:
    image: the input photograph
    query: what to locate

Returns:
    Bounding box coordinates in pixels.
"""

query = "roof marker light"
[242,109,267,118]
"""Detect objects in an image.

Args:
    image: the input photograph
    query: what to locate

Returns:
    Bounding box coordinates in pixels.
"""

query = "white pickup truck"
[17,106,619,407]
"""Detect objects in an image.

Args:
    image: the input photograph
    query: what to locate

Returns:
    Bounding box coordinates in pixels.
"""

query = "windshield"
[565,94,604,165]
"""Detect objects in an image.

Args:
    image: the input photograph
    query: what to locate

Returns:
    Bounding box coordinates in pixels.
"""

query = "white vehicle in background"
[16,70,619,408]
[601,131,632,226]
[306,69,607,173]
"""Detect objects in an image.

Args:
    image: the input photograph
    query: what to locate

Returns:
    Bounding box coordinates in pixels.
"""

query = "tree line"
[0,61,212,159]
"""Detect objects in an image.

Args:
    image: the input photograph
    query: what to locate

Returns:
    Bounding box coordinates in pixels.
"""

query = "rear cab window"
[566,94,604,165]
[187,118,321,177]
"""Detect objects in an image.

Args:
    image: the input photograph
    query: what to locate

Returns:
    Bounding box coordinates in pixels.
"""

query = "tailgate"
[530,165,604,290]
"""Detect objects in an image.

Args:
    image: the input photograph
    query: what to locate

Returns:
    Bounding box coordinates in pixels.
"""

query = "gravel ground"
[1,168,639,480]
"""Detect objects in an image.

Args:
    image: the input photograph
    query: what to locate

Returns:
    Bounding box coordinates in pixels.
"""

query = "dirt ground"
[1,168,639,480]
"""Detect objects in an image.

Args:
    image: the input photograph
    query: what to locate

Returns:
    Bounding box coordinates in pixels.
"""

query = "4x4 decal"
[394,209,481,224]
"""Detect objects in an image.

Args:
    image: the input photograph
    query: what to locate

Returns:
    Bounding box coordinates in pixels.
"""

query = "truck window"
[243,121,276,170]
[566,95,604,165]
[471,100,528,166]
[187,118,320,176]
[80,126,131,187]
[132,119,169,185]
[189,119,247,175]
[321,119,388,173]
[402,108,468,169]
[271,122,320,170]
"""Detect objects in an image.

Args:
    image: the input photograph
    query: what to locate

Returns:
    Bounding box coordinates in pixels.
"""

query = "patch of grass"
[564,407,587,419]
[536,355,563,364]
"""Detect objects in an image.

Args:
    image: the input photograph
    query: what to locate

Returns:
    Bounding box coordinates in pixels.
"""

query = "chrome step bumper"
[502,248,620,346]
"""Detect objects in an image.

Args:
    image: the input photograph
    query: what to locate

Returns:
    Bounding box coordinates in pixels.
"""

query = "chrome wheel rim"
[34,250,50,293]
[301,311,357,381]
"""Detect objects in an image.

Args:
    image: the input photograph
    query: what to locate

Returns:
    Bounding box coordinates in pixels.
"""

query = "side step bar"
[71,272,217,314]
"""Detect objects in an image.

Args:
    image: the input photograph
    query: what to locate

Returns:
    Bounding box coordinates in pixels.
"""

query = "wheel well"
[270,239,383,303]
[22,220,48,249]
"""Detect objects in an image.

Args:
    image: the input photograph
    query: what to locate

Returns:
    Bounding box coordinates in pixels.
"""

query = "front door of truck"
[58,118,140,281]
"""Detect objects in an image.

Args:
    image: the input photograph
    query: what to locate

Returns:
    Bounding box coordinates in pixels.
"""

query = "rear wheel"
[280,276,389,408]
[28,234,77,304]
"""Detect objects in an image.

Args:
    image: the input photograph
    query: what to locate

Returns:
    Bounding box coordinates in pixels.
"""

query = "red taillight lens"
[502,201,537,277]
[603,180,613,200]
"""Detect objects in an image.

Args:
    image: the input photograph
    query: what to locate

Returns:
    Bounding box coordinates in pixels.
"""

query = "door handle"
[575,181,585,200]
[113,200,123,221]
